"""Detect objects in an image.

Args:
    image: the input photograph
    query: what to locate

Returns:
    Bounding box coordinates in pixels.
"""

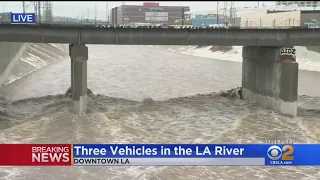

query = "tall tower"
[22,1,41,23]
[223,1,236,27]
[42,1,53,22]
[22,1,37,14]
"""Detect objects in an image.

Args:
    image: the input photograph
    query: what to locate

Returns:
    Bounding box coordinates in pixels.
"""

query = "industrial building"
[191,18,222,27]
[240,9,320,28]
[0,12,12,23]
[276,1,320,7]
[191,17,241,27]
[110,2,190,26]
[189,13,240,27]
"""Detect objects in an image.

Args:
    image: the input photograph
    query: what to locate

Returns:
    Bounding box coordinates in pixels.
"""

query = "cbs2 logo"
[267,145,294,161]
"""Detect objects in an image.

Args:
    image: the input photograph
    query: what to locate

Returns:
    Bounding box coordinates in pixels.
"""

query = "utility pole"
[182,7,185,27]
[152,1,156,26]
[38,1,41,23]
[106,2,109,22]
[122,1,125,25]
[33,2,37,20]
[94,4,97,25]
[22,1,26,13]
[217,1,219,24]
[230,1,235,27]
[87,8,89,22]
[223,2,228,27]
[81,12,84,23]
[2,3,8,13]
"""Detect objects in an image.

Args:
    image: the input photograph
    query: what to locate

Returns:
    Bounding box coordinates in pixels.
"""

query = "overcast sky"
[0,1,275,20]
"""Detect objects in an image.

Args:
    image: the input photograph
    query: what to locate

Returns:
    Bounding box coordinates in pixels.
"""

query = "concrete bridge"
[1,24,320,46]
[0,24,308,117]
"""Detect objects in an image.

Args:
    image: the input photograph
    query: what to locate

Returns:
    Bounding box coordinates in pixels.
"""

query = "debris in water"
[216,87,242,99]
[142,97,155,105]
[64,87,94,98]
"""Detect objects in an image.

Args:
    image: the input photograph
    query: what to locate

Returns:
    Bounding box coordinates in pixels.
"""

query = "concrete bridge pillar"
[242,46,298,117]
[69,44,88,114]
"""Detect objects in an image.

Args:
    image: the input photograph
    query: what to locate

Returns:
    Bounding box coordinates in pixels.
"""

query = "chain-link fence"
[239,18,310,29]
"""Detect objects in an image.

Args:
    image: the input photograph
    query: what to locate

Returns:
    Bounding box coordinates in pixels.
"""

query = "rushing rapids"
[0,45,319,180]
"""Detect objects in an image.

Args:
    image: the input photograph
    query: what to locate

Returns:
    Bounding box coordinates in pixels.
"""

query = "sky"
[0,1,276,20]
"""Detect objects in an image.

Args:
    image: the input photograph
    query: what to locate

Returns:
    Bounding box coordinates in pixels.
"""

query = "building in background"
[110,2,190,26]
[0,12,12,23]
[191,18,223,27]
[190,14,223,27]
[299,9,320,27]
[276,1,320,7]
[240,9,320,28]
[189,13,241,27]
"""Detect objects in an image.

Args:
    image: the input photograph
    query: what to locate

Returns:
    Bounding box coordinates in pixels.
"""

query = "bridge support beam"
[69,44,88,114]
[242,46,298,117]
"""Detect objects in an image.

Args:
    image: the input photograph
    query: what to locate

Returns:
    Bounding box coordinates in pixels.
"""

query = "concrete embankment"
[306,46,320,53]
[0,43,26,86]
[0,42,68,97]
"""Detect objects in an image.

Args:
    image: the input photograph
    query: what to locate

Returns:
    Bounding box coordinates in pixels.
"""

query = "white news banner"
[73,158,265,166]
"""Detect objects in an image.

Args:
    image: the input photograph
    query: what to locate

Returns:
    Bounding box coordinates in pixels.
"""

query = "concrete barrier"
[242,46,298,117]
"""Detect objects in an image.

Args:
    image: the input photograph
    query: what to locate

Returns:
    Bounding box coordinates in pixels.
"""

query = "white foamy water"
[0,45,320,180]
[150,45,320,72]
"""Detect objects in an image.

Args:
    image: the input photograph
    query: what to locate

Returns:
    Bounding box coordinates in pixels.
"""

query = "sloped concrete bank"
[0,42,26,86]
[0,42,68,97]
[6,43,68,84]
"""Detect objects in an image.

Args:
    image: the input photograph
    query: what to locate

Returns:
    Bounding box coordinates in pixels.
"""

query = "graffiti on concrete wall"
[280,48,296,62]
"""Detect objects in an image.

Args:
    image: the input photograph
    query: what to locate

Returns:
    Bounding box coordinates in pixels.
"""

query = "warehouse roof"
[267,9,320,14]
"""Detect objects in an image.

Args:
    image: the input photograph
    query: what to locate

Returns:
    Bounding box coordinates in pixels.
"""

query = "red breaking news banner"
[0,144,72,166]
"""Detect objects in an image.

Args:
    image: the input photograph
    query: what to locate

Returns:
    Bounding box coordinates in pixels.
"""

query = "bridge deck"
[0,24,320,46]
